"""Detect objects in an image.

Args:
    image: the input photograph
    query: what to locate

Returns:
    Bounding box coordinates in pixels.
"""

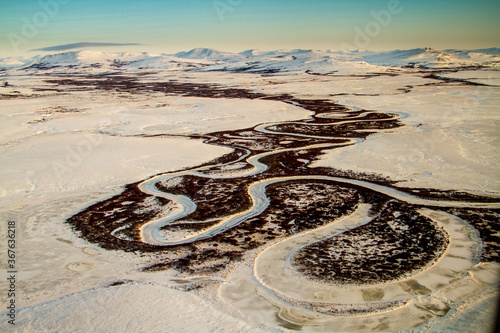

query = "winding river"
[66,83,500,331]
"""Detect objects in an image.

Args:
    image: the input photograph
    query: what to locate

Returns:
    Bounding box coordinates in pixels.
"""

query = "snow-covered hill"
[2,47,499,73]
[445,48,500,63]
[123,54,211,69]
[358,48,486,68]
[196,49,385,75]
[174,48,243,61]
[0,55,39,69]
[239,49,270,57]
[38,50,157,65]
[2,50,212,72]
[170,47,500,70]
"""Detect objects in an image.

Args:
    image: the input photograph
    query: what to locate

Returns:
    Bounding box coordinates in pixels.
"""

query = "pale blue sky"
[1,0,499,57]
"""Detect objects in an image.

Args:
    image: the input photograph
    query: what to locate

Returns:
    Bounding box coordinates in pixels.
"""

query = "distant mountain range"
[1,47,499,74]
[174,48,243,61]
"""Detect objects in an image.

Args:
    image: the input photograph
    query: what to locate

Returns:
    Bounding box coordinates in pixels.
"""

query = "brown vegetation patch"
[291,201,449,284]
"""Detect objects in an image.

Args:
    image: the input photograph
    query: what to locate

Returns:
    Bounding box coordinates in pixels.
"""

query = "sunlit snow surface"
[0,48,499,332]
[313,74,500,196]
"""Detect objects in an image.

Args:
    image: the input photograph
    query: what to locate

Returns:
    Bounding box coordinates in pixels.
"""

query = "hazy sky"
[1,0,499,57]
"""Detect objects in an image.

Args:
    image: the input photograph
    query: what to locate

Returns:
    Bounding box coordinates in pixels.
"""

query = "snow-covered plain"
[1,47,499,332]
[313,77,500,196]
[0,86,306,333]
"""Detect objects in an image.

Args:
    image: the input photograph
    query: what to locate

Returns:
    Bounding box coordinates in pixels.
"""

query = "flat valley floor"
[1,60,500,332]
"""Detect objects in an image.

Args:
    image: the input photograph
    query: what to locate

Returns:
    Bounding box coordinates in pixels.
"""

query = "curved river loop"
[65,80,500,332]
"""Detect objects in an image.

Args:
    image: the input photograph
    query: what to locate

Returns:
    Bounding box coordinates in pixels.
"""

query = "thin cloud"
[30,42,142,52]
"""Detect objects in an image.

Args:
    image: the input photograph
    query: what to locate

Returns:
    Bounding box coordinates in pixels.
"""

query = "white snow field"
[313,75,500,196]
[1,48,499,332]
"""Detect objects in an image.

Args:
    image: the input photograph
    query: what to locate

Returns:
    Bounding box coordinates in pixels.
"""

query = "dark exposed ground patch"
[156,176,254,223]
[142,181,359,275]
[291,201,449,284]
[67,183,171,252]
